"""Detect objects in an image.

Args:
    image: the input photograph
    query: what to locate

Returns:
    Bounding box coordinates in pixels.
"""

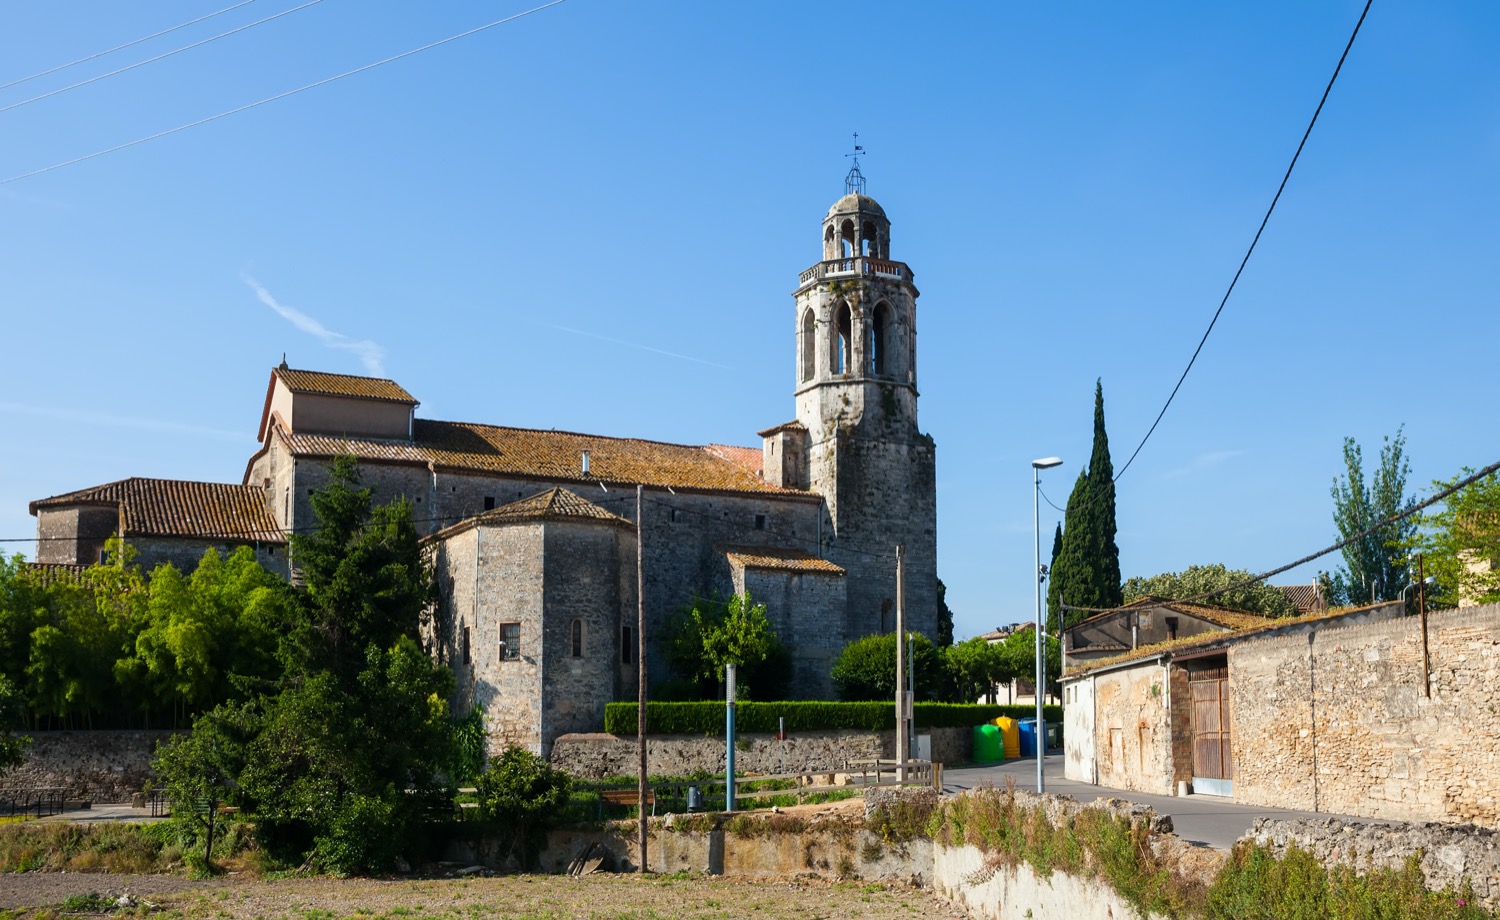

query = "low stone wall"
[550,726,969,779]
[1251,816,1500,909]
[3,730,180,802]
[934,843,1168,920]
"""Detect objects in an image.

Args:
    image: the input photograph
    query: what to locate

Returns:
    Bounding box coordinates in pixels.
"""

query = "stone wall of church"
[819,432,939,643]
[34,506,118,565]
[734,567,846,698]
[539,522,635,748]
[125,538,289,579]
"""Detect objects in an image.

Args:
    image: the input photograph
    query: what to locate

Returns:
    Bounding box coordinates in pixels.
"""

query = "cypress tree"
[1047,380,1123,628]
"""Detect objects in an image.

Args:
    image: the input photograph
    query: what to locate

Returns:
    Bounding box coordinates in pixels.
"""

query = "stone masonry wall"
[1230,603,1500,826]
[1090,661,1177,796]
[540,522,631,748]
[3,730,179,802]
[736,566,845,698]
[1251,815,1500,909]
[550,725,970,780]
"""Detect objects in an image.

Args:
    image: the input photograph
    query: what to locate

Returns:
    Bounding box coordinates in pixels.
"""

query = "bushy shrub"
[476,747,572,868]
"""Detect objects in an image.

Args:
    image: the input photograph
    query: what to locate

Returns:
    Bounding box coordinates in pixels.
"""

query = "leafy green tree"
[1123,564,1295,617]
[944,636,1017,703]
[1048,380,1123,628]
[0,675,30,778]
[1329,428,1415,605]
[1406,467,1500,608]
[475,747,573,869]
[994,628,1061,703]
[830,632,949,701]
[667,593,789,700]
[935,577,954,647]
[0,556,49,696]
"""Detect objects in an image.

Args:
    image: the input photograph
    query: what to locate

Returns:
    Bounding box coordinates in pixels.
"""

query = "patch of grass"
[60,893,114,913]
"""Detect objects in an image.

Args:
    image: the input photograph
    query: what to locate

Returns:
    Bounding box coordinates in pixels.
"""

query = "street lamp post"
[1032,456,1063,793]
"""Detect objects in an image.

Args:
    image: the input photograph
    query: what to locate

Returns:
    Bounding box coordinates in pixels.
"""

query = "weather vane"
[844,132,867,196]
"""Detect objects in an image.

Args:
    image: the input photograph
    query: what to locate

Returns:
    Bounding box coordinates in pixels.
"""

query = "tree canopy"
[830,632,949,701]
[1328,428,1415,605]
[1406,467,1500,609]
[1048,380,1123,628]
[665,592,790,701]
[1123,564,1295,617]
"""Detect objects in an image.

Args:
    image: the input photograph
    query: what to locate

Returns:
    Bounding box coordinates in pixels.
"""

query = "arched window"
[570,619,584,658]
[834,302,852,375]
[824,225,836,260]
[839,220,855,258]
[862,221,878,258]
[871,301,891,375]
[800,308,816,382]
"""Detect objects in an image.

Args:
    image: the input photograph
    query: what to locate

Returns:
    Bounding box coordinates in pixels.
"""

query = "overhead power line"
[1063,456,1500,617]
[1113,0,1374,483]
[0,0,260,94]
[0,0,328,116]
[0,0,568,187]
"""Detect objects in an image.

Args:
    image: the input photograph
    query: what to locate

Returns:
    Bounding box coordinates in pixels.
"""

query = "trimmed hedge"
[602,701,1064,736]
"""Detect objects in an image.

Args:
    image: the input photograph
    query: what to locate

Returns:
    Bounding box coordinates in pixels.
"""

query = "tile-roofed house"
[1060,600,1407,804]
[1274,583,1327,614]
[29,477,286,576]
[1062,597,1276,669]
[273,367,417,403]
[425,488,631,541]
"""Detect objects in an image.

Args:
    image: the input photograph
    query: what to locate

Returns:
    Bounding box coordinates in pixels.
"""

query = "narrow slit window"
[621,625,634,665]
[570,619,584,658]
[754,514,767,531]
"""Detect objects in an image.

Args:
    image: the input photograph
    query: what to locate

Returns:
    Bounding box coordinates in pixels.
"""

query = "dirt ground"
[0,871,967,919]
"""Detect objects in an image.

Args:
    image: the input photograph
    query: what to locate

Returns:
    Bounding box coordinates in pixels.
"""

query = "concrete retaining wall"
[933,843,1168,920]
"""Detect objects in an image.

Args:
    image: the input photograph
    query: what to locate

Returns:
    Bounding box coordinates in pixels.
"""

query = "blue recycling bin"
[1018,718,1038,757]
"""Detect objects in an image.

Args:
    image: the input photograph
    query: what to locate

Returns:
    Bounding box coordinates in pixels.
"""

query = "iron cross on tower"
[844,133,867,196]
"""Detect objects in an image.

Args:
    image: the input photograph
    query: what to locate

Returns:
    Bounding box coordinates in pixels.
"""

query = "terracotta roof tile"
[1064,601,1400,677]
[1275,584,1327,613]
[276,367,416,404]
[1072,598,1274,632]
[756,420,807,437]
[425,488,630,542]
[704,444,763,475]
[720,545,844,575]
[280,419,803,496]
[30,478,284,543]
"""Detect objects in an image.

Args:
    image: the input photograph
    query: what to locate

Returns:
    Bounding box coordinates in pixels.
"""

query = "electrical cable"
[0,0,567,186]
[0,0,260,94]
[1113,0,1374,483]
[0,0,328,116]
[1038,485,1065,515]
[1062,456,1500,617]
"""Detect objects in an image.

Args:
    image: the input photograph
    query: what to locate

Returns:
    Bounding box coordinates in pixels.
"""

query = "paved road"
[943,753,1353,850]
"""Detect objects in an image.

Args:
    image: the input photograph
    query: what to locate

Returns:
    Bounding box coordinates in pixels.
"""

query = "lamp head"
[1032,457,1064,470]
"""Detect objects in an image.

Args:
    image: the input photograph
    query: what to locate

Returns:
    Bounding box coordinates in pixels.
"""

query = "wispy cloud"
[524,319,733,370]
[1163,449,1245,479]
[0,402,247,442]
[244,275,385,374]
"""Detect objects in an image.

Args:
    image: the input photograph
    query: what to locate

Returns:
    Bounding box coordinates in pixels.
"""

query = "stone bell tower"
[762,163,938,642]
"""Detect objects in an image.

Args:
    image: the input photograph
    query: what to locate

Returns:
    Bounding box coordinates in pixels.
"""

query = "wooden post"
[894,545,907,781]
[1418,552,1431,698]
[636,485,648,872]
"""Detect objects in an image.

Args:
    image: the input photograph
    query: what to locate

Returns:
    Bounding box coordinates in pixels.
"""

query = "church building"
[28,183,939,756]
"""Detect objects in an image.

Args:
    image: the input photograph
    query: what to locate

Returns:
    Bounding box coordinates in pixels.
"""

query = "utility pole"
[895,544,907,781]
[636,485,648,873]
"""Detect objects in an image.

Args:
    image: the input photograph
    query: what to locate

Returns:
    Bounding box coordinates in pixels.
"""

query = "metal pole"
[894,544,907,781]
[1034,464,1045,793]
[725,662,737,811]
[636,485,647,872]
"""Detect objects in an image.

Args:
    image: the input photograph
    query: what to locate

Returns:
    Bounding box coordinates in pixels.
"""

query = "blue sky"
[2,2,1496,641]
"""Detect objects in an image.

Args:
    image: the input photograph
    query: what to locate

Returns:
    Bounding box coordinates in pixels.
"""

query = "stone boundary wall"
[1251,816,1500,909]
[549,726,970,779]
[1229,602,1500,826]
[3,730,181,802]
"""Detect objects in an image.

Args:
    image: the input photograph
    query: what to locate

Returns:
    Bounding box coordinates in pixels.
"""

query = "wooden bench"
[597,788,656,817]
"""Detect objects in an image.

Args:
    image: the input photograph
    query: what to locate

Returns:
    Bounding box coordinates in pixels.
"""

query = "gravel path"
[0,872,965,919]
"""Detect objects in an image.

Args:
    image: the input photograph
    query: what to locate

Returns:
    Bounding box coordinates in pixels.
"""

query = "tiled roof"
[704,444,763,475]
[1064,601,1399,677]
[1275,584,1326,613]
[720,545,845,575]
[426,488,630,541]
[276,419,805,496]
[29,478,284,543]
[22,563,91,587]
[1070,597,1274,632]
[756,420,807,437]
[275,367,416,404]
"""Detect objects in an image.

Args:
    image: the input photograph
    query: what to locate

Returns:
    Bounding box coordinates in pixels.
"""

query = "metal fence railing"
[0,787,68,819]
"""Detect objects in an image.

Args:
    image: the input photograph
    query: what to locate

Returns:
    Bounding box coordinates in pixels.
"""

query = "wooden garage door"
[1190,666,1233,786]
